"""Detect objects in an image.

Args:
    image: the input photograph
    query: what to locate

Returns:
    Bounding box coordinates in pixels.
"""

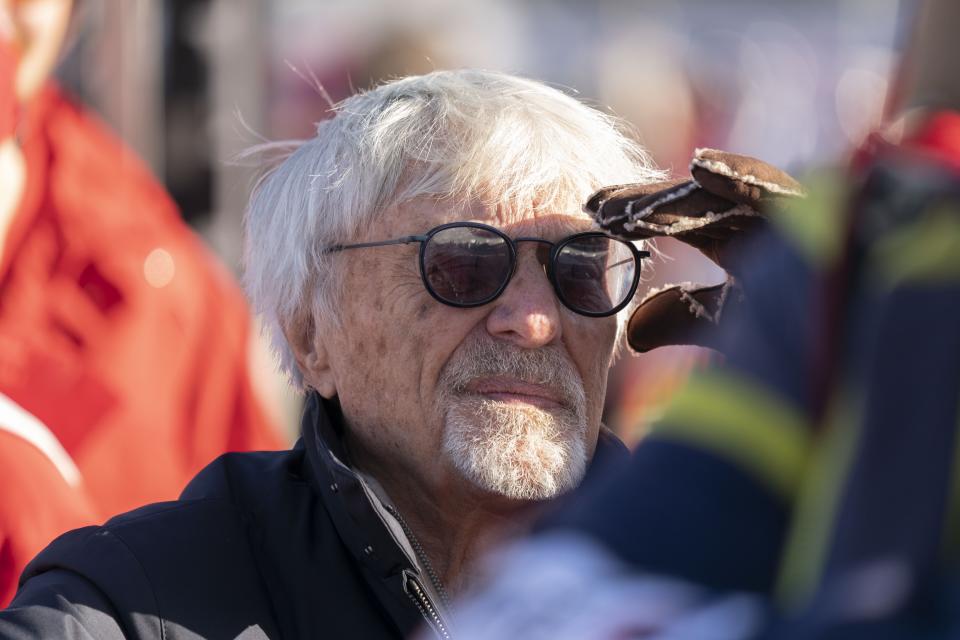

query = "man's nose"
[485,255,562,348]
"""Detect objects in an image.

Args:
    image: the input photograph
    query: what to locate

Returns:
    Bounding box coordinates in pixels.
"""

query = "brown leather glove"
[587,148,805,353]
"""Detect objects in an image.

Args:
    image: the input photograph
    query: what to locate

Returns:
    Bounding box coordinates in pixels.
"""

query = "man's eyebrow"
[522,224,597,240]
[492,215,594,237]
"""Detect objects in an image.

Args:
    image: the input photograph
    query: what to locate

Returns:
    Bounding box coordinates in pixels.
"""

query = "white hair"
[243,69,664,389]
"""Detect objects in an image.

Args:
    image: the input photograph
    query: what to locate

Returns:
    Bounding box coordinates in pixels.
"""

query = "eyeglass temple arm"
[603,251,651,272]
[321,235,429,254]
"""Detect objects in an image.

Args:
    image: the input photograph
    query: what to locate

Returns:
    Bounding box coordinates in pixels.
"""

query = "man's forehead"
[387,195,596,238]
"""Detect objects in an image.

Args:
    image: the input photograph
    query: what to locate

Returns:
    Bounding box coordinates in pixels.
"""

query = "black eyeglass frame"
[324,221,650,317]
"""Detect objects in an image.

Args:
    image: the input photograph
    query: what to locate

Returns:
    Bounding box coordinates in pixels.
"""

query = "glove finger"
[585,178,688,224]
[593,180,744,239]
[627,281,738,353]
[595,179,765,274]
[691,148,805,208]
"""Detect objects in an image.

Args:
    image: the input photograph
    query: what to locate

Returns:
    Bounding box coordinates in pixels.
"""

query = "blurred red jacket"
[0,84,284,605]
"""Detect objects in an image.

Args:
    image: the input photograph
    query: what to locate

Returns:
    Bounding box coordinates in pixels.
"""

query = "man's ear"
[283,310,338,398]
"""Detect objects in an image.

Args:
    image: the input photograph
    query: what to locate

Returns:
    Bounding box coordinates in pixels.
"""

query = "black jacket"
[0,393,628,639]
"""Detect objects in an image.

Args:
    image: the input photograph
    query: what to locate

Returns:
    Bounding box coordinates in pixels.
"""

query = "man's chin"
[441,399,589,502]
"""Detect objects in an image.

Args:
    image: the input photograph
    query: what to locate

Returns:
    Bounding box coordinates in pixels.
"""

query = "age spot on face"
[354,338,368,358]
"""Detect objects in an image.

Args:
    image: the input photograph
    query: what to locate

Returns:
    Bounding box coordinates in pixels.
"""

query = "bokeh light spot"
[143,248,175,288]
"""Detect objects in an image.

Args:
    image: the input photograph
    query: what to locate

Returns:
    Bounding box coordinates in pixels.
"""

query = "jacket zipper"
[403,569,452,639]
[384,504,451,609]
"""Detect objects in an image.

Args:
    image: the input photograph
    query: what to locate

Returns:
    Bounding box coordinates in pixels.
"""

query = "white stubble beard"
[437,337,591,501]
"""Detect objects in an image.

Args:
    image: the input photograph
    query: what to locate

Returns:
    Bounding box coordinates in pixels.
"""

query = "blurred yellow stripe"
[869,206,960,287]
[652,371,812,501]
[769,171,848,268]
[776,390,862,609]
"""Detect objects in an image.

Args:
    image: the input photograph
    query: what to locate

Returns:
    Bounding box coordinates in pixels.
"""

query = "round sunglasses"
[324,221,650,317]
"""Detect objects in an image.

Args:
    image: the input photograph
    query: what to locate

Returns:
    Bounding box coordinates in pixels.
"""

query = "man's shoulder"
[21,489,262,604]
[17,449,306,638]
[98,446,308,549]
[15,507,284,638]
[181,446,305,496]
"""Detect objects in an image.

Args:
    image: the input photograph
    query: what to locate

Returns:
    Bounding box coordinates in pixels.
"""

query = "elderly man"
[0,69,664,638]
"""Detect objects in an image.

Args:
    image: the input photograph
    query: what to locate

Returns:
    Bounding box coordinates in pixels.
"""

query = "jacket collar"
[299,391,630,636]
[299,393,425,635]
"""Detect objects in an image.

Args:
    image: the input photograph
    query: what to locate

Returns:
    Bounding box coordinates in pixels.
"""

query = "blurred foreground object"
[0,0,282,606]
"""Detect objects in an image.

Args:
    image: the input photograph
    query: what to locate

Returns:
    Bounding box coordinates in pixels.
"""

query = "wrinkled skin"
[288,195,620,590]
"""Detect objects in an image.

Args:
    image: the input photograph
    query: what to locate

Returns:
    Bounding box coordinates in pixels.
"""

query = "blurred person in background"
[442,0,960,637]
[0,0,282,607]
[0,68,666,639]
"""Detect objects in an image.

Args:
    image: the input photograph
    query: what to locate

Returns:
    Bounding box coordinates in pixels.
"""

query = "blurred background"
[58,0,910,445]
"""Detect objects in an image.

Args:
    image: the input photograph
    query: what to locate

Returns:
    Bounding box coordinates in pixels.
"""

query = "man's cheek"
[350,322,426,400]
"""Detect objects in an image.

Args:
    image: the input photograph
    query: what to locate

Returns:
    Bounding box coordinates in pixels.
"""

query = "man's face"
[314,196,619,503]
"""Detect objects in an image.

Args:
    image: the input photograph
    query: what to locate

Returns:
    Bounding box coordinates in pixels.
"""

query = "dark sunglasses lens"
[555,236,637,314]
[422,226,512,305]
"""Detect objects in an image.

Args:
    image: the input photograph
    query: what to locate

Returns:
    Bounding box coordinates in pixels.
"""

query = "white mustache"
[437,336,587,413]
